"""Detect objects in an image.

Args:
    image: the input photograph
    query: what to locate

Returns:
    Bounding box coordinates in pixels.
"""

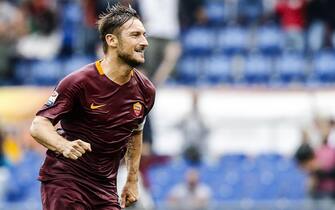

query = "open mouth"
[135,47,145,54]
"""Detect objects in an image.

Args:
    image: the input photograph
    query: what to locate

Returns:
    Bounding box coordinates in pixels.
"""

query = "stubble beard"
[117,49,144,68]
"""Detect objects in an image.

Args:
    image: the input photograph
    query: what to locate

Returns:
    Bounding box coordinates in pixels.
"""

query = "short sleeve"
[36,75,81,125]
[143,82,156,117]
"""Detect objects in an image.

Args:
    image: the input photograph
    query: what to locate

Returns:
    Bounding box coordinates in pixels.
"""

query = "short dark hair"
[294,143,314,164]
[97,4,140,54]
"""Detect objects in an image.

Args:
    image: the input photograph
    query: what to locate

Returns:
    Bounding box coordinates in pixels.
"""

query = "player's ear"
[105,34,118,48]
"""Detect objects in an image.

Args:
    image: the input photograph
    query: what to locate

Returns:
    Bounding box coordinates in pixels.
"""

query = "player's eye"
[130,32,140,37]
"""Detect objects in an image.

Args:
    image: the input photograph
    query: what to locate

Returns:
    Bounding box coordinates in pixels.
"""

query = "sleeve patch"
[46,91,59,106]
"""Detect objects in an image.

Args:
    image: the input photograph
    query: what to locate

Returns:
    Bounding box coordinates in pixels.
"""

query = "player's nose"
[140,35,148,48]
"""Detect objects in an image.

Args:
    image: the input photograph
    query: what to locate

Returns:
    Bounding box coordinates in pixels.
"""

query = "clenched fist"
[59,139,92,160]
[121,181,139,208]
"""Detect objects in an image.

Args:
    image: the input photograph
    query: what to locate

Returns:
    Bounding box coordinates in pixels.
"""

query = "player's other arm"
[30,116,91,160]
[121,130,143,208]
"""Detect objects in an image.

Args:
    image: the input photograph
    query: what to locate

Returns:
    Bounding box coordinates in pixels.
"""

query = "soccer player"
[29,4,155,210]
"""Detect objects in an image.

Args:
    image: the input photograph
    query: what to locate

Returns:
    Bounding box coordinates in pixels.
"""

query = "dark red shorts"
[41,179,120,210]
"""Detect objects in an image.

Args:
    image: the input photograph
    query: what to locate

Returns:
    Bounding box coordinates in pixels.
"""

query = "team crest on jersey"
[46,91,58,106]
[133,102,142,117]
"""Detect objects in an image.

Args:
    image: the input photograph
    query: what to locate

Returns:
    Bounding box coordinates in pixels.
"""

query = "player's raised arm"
[30,116,91,160]
[121,130,143,208]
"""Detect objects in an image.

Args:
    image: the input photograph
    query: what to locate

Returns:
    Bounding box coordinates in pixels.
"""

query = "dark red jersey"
[36,61,155,205]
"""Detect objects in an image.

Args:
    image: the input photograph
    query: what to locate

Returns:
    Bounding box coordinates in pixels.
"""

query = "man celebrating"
[30,4,155,210]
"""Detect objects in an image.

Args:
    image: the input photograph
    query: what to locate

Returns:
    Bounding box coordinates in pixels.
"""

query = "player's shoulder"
[133,70,156,112]
[133,69,156,95]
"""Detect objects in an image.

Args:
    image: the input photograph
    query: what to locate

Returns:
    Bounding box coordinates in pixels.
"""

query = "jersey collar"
[95,60,134,76]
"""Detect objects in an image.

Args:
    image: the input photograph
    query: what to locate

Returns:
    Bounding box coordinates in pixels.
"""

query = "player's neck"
[100,56,133,85]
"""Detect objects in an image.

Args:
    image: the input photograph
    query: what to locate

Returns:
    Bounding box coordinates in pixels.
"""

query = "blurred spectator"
[0,0,26,84]
[167,168,212,210]
[306,0,335,51]
[16,0,61,59]
[306,0,325,52]
[295,129,314,168]
[305,117,329,148]
[139,0,181,84]
[317,0,335,49]
[295,135,335,199]
[178,0,207,30]
[76,0,116,56]
[238,0,264,26]
[138,0,182,153]
[179,90,209,164]
[294,139,318,195]
[276,0,307,51]
[313,137,335,199]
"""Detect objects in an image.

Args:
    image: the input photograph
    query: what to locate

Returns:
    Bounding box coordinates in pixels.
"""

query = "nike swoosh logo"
[90,103,106,109]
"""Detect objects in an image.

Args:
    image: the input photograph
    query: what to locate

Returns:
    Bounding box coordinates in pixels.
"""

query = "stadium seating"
[313,50,335,82]
[202,54,232,84]
[13,60,33,85]
[0,151,312,210]
[275,52,307,83]
[176,55,203,84]
[218,26,248,55]
[181,27,215,55]
[204,1,226,25]
[238,0,264,25]
[6,151,43,202]
[4,1,335,209]
[11,24,335,87]
[30,60,62,86]
[242,53,272,83]
[62,56,94,76]
[255,25,283,56]
[13,56,95,86]
[148,154,307,203]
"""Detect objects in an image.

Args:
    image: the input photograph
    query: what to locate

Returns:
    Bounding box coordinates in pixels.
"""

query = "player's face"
[117,18,148,68]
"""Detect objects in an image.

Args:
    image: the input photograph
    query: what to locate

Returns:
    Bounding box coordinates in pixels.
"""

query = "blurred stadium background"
[1,0,335,210]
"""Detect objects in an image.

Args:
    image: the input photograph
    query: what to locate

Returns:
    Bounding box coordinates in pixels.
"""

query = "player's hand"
[120,181,139,208]
[59,139,92,160]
